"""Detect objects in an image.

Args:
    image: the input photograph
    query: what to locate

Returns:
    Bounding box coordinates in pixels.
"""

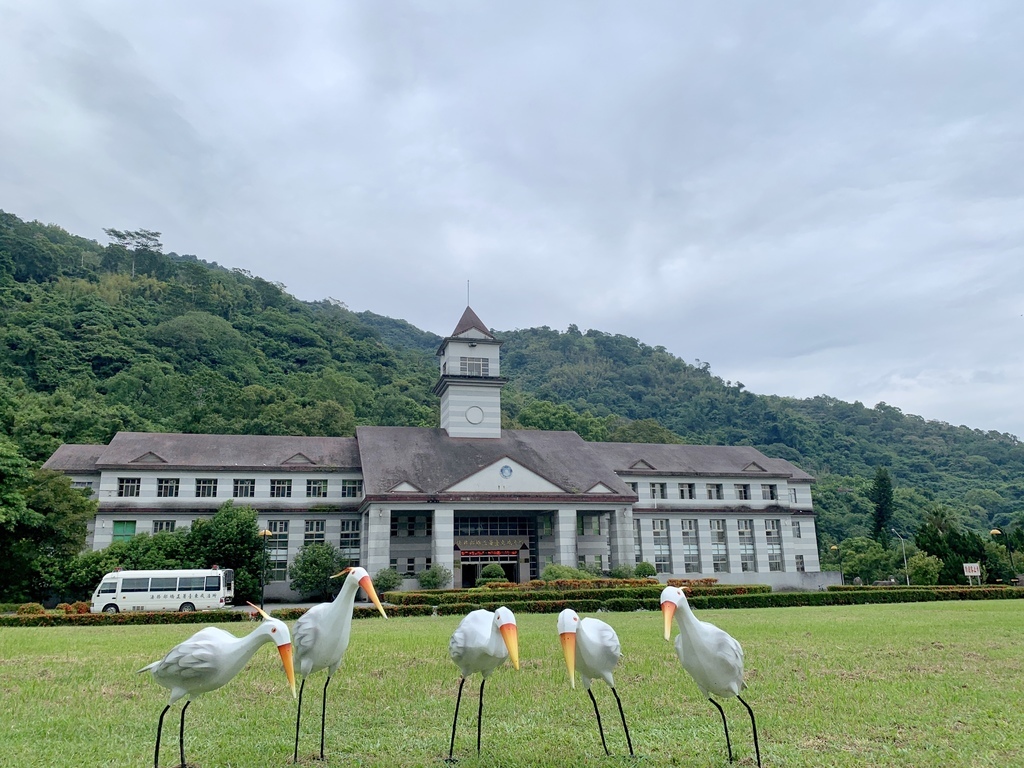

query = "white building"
[43,307,829,595]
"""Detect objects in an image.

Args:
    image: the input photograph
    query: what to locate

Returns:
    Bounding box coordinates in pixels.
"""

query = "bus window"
[178,576,205,590]
[204,576,221,592]
[150,577,177,590]
[223,569,234,588]
[98,581,117,594]
[121,578,150,593]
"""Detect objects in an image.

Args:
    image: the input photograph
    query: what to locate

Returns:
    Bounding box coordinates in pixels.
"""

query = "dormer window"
[459,356,489,376]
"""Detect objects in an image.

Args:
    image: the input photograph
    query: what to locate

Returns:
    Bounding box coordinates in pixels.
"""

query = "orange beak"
[358,574,388,619]
[278,642,296,699]
[662,602,676,641]
[499,623,520,670]
[559,632,576,689]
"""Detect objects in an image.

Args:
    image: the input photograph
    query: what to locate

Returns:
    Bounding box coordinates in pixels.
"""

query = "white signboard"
[963,563,981,577]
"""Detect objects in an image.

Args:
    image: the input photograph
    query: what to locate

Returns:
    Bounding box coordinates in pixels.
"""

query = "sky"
[2,1,1023,437]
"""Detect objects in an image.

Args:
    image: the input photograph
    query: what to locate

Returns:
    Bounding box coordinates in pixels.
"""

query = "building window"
[734,484,750,501]
[266,520,289,581]
[761,484,778,501]
[706,483,724,501]
[304,519,326,544]
[392,515,432,538]
[538,515,553,537]
[738,519,757,572]
[795,554,806,572]
[766,519,783,571]
[341,479,363,498]
[195,479,218,498]
[789,488,798,503]
[233,479,255,498]
[680,519,700,573]
[578,555,587,568]
[405,558,416,576]
[653,519,670,573]
[339,519,360,566]
[156,479,179,498]
[633,518,642,564]
[650,483,667,499]
[72,480,95,491]
[594,554,603,571]
[306,479,328,498]
[711,519,729,572]
[627,482,638,494]
[792,520,802,539]
[117,478,140,498]
[112,520,137,542]
[678,483,695,500]
[270,479,292,498]
[153,520,176,533]
[459,356,490,376]
[577,514,601,536]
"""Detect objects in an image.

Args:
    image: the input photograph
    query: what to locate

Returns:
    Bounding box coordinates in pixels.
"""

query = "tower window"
[459,357,489,376]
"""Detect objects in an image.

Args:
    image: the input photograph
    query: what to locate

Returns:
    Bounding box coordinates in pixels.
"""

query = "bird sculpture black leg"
[178,699,191,768]
[476,679,486,755]
[737,696,761,768]
[709,697,733,763]
[294,677,307,763]
[154,704,170,768]
[611,687,634,756]
[320,674,332,760]
[587,688,610,755]
[447,676,466,761]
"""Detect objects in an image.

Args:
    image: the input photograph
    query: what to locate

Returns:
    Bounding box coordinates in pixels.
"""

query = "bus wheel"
[102,604,118,614]
[178,602,196,612]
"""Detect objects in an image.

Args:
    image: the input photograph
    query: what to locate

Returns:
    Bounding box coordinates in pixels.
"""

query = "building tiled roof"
[41,444,105,473]
[76,432,362,471]
[450,306,494,339]
[592,442,815,481]
[355,426,635,496]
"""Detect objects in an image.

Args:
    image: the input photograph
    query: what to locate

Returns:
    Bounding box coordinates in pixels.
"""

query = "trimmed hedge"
[270,604,434,621]
[384,583,769,607]
[0,609,247,628]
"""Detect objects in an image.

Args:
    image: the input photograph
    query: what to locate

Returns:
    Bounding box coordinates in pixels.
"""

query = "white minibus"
[90,567,235,613]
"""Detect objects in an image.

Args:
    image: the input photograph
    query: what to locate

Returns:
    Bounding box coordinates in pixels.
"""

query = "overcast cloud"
[2,1,1023,437]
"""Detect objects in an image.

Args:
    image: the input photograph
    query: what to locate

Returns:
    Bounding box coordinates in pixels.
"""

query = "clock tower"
[433,307,507,438]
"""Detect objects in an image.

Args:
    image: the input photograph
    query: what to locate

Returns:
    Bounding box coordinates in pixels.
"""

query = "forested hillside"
[2,209,1023,588]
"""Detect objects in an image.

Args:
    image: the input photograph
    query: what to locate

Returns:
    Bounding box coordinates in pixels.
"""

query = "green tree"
[906,552,942,585]
[288,543,345,600]
[187,502,263,601]
[417,563,453,590]
[372,567,402,593]
[867,467,895,546]
[634,562,657,578]
[834,537,899,584]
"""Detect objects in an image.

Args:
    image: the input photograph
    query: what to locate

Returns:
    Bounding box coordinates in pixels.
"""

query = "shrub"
[540,564,596,581]
[56,603,74,614]
[417,564,453,590]
[71,601,91,614]
[288,542,346,601]
[372,567,403,593]
[634,562,657,578]
[17,603,45,615]
[608,564,636,580]
[480,564,506,579]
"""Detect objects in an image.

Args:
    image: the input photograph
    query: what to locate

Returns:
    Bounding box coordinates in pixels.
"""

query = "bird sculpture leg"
[154,704,170,768]
[447,676,466,762]
[737,696,761,768]
[708,697,733,763]
[178,699,191,768]
[610,687,634,757]
[319,674,332,760]
[587,688,609,756]
[476,679,486,755]
[294,677,307,764]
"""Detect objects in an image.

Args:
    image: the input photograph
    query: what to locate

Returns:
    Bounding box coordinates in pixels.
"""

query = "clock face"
[465,406,484,425]
[500,465,513,478]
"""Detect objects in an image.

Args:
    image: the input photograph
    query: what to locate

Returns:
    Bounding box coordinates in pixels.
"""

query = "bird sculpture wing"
[677,620,746,698]
[292,602,330,671]
[449,610,493,677]
[144,627,235,682]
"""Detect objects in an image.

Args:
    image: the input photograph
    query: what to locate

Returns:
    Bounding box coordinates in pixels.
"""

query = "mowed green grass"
[1,601,1022,767]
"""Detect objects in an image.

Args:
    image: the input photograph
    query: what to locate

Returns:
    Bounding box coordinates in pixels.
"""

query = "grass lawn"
[1,601,1022,767]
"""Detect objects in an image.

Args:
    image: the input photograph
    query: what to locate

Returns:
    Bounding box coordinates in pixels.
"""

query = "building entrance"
[459,559,518,588]
[454,514,538,588]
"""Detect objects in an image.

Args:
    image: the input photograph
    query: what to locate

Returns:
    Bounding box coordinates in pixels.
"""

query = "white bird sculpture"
[138,602,296,768]
[557,608,634,756]
[291,566,387,762]
[447,606,520,760]
[660,585,761,767]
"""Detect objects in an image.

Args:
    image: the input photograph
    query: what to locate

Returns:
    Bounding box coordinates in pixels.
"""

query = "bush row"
[384,583,768,606]
[0,609,246,628]
[270,604,435,621]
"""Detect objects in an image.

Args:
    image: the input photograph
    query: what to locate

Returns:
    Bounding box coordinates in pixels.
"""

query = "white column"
[432,508,455,576]
[697,518,715,576]
[754,517,772,573]
[780,516,797,572]
[364,505,392,576]
[608,507,634,568]
[554,507,578,566]
[725,519,742,574]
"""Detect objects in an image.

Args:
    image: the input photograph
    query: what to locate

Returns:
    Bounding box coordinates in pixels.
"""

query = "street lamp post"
[991,528,1017,578]
[891,528,910,586]
[830,544,844,585]
[258,528,272,609]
